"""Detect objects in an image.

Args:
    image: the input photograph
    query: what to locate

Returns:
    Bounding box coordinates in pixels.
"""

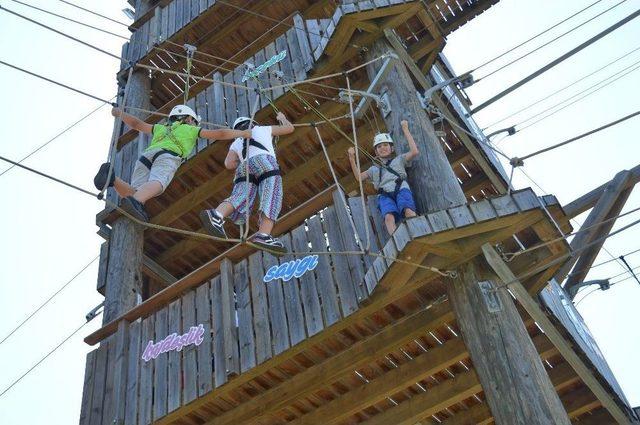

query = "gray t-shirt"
[366,155,411,193]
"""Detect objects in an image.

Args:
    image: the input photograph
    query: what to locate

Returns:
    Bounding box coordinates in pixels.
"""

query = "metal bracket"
[478,280,503,313]
[86,301,105,322]
[184,43,197,58]
[337,54,396,119]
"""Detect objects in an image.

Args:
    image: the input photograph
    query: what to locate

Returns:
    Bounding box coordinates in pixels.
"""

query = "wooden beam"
[556,170,632,285]
[360,370,482,425]
[482,244,631,424]
[205,301,455,425]
[383,29,508,194]
[287,339,468,425]
[562,163,640,219]
[566,185,632,291]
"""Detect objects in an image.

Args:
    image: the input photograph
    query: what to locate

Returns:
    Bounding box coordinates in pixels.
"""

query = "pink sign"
[141,324,205,362]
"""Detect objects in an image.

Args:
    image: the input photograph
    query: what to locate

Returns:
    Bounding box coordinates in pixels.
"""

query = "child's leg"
[113,177,136,198]
[384,213,397,235]
[215,201,235,218]
[133,181,163,203]
[134,153,181,203]
[377,194,400,235]
[397,188,418,219]
[258,214,275,235]
[255,156,283,236]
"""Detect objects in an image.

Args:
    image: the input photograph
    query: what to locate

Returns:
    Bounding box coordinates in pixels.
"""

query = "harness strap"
[138,149,181,169]
[241,138,269,161]
[234,168,281,185]
[376,158,405,198]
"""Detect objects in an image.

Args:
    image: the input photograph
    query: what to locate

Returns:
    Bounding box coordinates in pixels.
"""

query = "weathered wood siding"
[81,191,376,424]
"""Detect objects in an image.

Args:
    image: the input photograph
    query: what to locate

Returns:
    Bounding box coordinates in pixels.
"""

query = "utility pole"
[366,37,570,424]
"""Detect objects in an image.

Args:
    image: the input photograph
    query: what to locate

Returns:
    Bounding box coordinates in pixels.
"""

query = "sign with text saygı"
[141,324,205,362]
[242,50,287,82]
[263,255,319,283]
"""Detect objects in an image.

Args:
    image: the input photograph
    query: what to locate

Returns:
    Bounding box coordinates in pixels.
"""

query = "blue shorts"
[377,188,417,221]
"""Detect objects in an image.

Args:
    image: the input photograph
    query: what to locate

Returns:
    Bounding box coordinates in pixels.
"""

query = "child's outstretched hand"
[347,147,355,157]
[111,107,123,118]
[276,112,287,122]
[401,119,409,129]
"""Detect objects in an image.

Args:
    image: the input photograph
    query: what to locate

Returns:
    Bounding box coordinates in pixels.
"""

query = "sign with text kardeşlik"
[242,50,287,82]
[263,255,319,283]
[141,324,205,362]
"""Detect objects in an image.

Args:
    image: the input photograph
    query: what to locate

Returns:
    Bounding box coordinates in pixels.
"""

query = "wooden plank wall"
[80,192,380,424]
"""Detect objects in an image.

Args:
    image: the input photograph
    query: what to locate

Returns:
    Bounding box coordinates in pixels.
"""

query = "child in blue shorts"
[347,119,419,235]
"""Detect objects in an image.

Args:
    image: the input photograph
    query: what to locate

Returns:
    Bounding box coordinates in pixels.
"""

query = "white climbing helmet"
[373,133,394,148]
[232,116,256,129]
[169,104,201,124]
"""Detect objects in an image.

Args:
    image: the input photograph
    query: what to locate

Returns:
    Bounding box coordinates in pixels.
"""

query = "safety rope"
[98,67,133,200]
[346,74,371,252]
[182,44,197,103]
[313,126,365,252]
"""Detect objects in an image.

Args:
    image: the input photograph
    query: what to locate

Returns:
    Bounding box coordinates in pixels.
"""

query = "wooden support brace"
[482,244,631,424]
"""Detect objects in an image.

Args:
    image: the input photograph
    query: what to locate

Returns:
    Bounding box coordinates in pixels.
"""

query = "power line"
[483,43,640,129]
[514,59,640,131]
[470,0,606,73]
[7,0,129,40]
[516,108,640,162]
[477,0,628,81]
[0,60,115,104]
[470,7,640,114]
[56,0,130,28]
[0,313,100,398]
[0,102,111,178]
[0,255,99,346]
[0,154,97,197]
[0,4,122,60]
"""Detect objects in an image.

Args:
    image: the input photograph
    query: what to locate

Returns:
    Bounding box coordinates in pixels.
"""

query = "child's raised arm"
[401,120,419,162]
[272,112,295,136]
[347,147,370,182]
[200,128,249,140]
[113,107,153,134]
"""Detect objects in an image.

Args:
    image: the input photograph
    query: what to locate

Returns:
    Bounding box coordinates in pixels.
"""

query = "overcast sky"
[0,0,638,424]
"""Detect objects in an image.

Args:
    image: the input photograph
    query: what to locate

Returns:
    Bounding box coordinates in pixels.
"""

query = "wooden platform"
[100,0,505,288]
[81,188,628,424]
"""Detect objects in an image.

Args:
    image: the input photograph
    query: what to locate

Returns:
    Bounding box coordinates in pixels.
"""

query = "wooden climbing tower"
[80,1,637,424]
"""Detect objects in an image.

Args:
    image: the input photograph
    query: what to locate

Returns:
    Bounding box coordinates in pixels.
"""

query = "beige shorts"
[131,148,182,192]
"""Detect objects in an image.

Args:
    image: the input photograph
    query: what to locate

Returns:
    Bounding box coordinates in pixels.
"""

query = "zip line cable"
[0,312,101,398]
[470,7,640,114]
[0,5,122,60]
[514,108,640,163]
[483,43,640,130]
[469,0,606,73]
[7,0,129,40]
[56,0,130,28]
[477,0,628,81]
[0,255,99,347]
[0,101,111,179]
[515,62,640,132]
[0,60,115,104]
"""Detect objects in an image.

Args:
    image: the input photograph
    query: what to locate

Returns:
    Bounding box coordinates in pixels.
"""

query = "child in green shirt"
[94,104,246,222]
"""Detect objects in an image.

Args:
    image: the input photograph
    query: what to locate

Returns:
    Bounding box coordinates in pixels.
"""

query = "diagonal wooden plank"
[482,244,630,424]
[205,300,454,425]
